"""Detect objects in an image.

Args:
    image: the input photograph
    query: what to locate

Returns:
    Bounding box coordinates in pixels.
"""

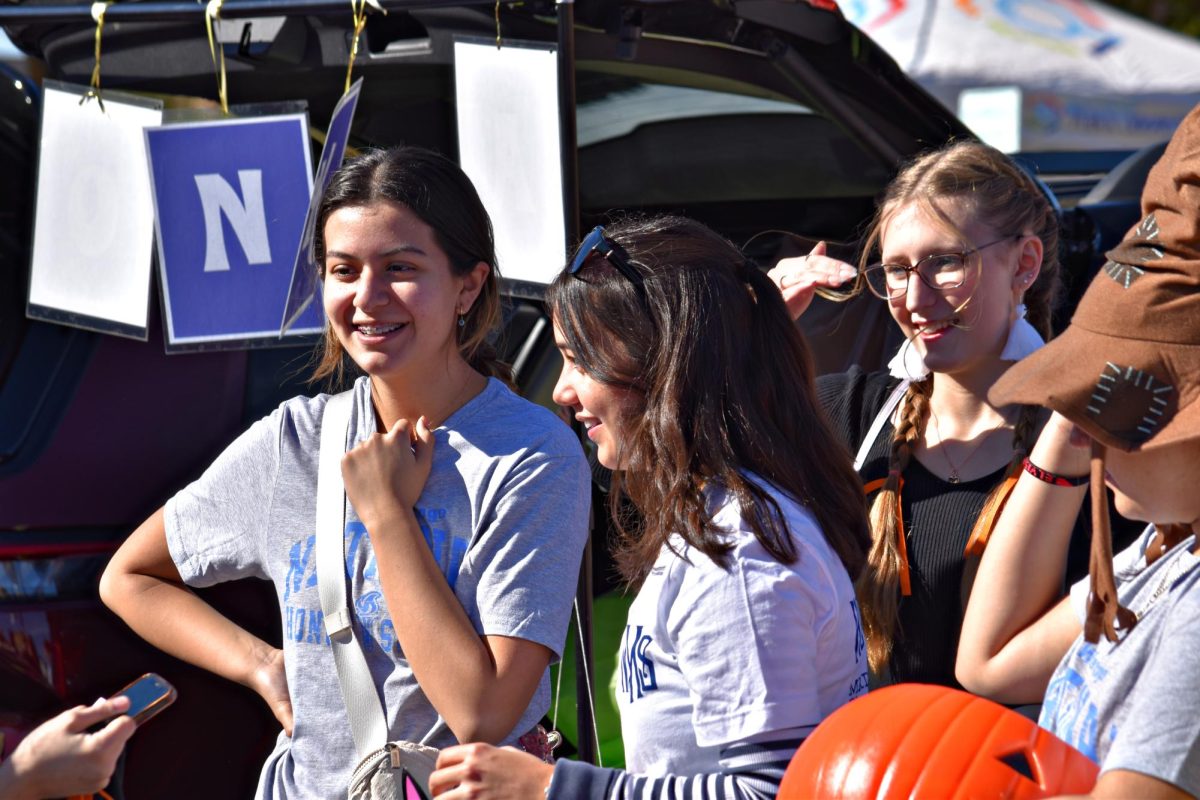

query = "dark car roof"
[4,0,969,161]
[3,0,975,372]
[1,0,978,489]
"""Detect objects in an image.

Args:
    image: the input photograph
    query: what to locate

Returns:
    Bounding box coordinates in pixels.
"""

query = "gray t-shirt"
[1040,525,1200,795]
[164,376,591,800]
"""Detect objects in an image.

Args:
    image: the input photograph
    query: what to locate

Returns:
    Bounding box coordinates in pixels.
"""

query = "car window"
[0,66,37,389]
[575,71,890,247]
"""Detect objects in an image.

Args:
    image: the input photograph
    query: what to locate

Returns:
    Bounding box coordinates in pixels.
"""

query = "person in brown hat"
[957,104,1200,799]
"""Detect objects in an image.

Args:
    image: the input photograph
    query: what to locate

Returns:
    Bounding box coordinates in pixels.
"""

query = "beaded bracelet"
[1022,457,1089,487]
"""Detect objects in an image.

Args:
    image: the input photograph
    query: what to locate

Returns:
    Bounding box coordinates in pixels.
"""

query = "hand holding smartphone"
[0,678,172,800]
[111,673,177,727]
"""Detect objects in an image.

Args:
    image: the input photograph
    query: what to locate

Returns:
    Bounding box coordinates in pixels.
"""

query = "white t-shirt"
[616,479,868,776]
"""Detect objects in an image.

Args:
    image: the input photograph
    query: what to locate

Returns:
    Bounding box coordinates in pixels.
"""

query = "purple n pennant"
[281,78,364,335]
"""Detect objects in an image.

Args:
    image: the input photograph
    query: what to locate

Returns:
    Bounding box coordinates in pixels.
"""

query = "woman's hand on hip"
[342,416,435,523]
[247,645,293,736]
[430,743,553,799]
[767,241,857,320]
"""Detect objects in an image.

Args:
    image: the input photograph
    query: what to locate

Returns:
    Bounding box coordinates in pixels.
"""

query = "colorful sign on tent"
[839,0,1200,150]
[145,113,319,350]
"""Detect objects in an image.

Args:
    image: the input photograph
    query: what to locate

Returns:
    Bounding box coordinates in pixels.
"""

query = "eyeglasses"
[569,226,645,293]
[862,236,1017,300]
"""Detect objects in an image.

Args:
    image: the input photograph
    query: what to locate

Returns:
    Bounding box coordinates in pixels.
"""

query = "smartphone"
[112,672,177,726]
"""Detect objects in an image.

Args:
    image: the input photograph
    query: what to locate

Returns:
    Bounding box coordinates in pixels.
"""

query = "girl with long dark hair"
[430,215,871,799]
[100,146,590,799]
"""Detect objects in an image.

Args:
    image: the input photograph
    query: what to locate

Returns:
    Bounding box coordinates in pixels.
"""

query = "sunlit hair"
[853,140,1062,675]
[547,215,870,584]
[310,146,510,387]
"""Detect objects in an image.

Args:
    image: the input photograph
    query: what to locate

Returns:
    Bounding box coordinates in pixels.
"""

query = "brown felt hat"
[991,104,1200,452]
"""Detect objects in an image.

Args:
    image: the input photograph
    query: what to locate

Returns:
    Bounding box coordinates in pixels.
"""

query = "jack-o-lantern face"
[779,684,1098,799]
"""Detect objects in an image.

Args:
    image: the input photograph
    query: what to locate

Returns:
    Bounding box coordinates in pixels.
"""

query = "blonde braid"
[857,377,931,675]
[1012,404,1038,456]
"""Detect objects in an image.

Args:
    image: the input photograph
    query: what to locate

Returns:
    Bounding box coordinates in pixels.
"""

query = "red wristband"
[1022,457,1089,487]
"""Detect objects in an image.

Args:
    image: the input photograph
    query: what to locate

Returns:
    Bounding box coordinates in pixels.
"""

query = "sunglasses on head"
[569,226,645,293]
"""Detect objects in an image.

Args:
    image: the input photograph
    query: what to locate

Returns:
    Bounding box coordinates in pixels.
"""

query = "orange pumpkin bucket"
[779,684,1098,799]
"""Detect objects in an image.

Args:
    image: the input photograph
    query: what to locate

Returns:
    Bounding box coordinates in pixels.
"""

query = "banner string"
[205,0,230,114]
[81,1,112,111]
[344,0,385,95]
[345,0,367,95]
[494,0,501,48]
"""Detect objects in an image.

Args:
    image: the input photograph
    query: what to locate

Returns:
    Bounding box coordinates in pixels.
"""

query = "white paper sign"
[28,82,163,339]
[454,40,566,285]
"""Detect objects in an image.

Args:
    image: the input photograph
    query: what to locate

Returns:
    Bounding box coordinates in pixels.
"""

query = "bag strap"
[854,378,910,472]
[316,390,390,760]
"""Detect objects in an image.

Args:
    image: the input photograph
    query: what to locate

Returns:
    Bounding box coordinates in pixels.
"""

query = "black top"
[817,366,1092,688]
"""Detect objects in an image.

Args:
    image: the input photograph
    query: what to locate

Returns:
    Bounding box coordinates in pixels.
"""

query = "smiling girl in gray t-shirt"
[101,147,590,800]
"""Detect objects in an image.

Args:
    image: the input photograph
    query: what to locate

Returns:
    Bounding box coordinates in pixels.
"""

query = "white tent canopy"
[839,0,1200,151]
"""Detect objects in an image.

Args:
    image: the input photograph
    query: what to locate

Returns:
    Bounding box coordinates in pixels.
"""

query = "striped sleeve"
[547,728,805,800]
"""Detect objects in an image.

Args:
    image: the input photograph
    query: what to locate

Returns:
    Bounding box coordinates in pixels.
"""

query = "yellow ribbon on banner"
[344,0,385,95]
[310,125,362,158]
[344,0,368,96]
[205,0,229,114]
[80,1,112,111]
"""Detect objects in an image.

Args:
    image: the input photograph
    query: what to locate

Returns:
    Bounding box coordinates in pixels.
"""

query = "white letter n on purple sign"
[194,169,272,272]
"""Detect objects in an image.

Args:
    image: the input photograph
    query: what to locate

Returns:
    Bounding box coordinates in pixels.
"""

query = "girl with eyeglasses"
[100,146,589,799]
[430,215,871,799]
[767,140,1075,690]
